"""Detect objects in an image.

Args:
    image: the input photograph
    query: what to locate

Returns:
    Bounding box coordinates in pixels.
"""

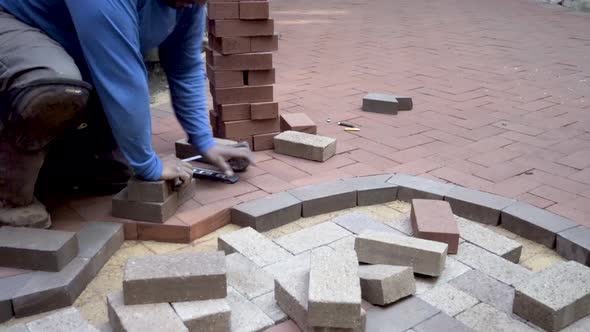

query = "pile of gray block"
[0,222,124,323]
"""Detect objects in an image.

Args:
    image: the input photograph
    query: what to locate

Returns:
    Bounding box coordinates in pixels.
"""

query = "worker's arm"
[64,0,162,180]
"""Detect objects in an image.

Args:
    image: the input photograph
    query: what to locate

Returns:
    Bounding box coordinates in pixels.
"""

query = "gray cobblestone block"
[387,174,455,202]
[107,291,188,332]
[288,181,357,217]
[226,253,274,300]
[252,292,288,324]
[418,284,479,317]
[274,131,337,162]
[0,274,32,323]
[513,261,590,332]
[275,222,351,255]
[341,175,398,206]
[0,226,78,272]
[456,217,522,263]
[501,202,578,248]
[127,177,173,203]
[444,186,516,226]
[231,192,302,232]
[76,222,124,277]
[359,265,415,306]
[556,226,590,266]
[331,212,404,236]
[123,251,226,305]
[228,287,274,332]
[308,248,361,329]
[218,227,292,267]
[355,230,448,277]
[449,269,515,314]
[414,257,471,295]
[26,307,98,332]
[413,313,474,332]
[172,298,231,332]
[455,243,532,286]
[362,93,399,114]
[366,297,439,332]
[393,96,413,111]
[456,303,538,332]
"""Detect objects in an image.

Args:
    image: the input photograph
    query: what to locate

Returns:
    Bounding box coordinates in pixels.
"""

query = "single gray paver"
[387,174,455,202]
[275,222,351,255]
[308,248,361,329]
[415,257,472,295]
[0,273,32,323]
[172,298,231,332]
[444,186,516,226]
[76,222,124,277]
[362,93,399,114]
[127,177,172,203]
[456,217,522,263]
[359,265,415,306]
[501,202,578,248]
[513,260,590,332]
[456,303,538,332]
[355,230,448,277]
[556,225,590,266]
[231,192,302,232]
[331,212,404,236]
[274,131,337,162]
[226,253,274,300]
[219,227,292,267]
[413,313,474,332]
[0,226,78,272]
[449,269,515,314]
[455,243,531,286]
[341,175,398,206]
[228,287,274,332]
[252,292,288,324]
[123,251,226,305]
[26,307,98,332]
[288,181,357,217]
[418,284,479,317]
[365,297,439,332]
[107,292,188,332]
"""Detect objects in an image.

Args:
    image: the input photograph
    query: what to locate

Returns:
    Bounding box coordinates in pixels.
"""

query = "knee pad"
[7,78,92,151]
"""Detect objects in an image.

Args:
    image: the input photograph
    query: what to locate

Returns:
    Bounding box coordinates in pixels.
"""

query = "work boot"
[0,198,51,229]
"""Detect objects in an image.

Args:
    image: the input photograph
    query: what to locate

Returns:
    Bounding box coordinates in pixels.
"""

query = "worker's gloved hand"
[203,144,255,177]
[159,155,194,188]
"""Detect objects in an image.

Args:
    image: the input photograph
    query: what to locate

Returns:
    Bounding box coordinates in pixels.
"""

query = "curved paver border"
[230,173,590,267]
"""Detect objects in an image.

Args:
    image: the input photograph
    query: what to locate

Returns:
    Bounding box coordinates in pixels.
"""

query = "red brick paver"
[54,0,590,242]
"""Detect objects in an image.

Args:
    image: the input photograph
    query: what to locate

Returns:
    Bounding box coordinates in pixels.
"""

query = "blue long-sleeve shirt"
[0,0,215,180]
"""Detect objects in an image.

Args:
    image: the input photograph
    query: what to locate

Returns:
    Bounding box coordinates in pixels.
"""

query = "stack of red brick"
[206,0,279,151]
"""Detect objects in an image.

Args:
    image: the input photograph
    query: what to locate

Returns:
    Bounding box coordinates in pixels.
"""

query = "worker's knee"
[5,77,92,152]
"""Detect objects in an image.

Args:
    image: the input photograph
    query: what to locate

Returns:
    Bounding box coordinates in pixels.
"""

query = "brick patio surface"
[52,0,590,241]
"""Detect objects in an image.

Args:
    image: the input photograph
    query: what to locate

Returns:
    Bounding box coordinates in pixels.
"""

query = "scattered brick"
[227,287,274,332]
[247,69,276,86]
[355,230,448,277]
[275,222,352,255]
[308,247,361,329]
[0,226,78,272]
[414,257,471,295]
[387,174,455,202]
[226,253,274,300]
[411,199,460,254]
[210,19,274,37]
[263,251,311,282]
[274,131,336,162]
[288,180,356,217]
[218,227,292,267]
[26,307,98,332]
[331,212,404,236]
[342,175,398,206]
[280,113,317,134]
[107,291,188,332]
[123,251,227,305]
[413,313,474,332]
[207,2,239,20]
[208,50,273,71]
[231,191,302,232]
[556,225,590,266]
[207,66,244,88]
[501,202,578,248]
[457,303,538,332]
[250,101,278,120]
[418,283,478,317]
[513,261,590,332]
[362,93,399,114]
[449,269,515,314]
[358,264,415,306]
[239,1,270,19]
[127,177,173,203]
[444,186,516,226]
[252,292,288,324]
[251,35,279,52]
[172,298,231,332]
[456,217,522,263]
[253,132,279,151]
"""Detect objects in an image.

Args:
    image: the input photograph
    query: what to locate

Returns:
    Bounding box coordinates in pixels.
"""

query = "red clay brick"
[217,103,251,121]
[183,198,242,241]
[410,199,459,253]
[207,66,244,88]
[280,113,317,134]
[253,132,279,151]
[208,50,273,71]
[221,118,280,139]
[213,85,273,105]
[210,19,274,37]
[136,217,190,244]
[209,34,251,55]
[247,69,276,86]
[250,35,279,52]
[251,102,279,120]
[239,1,270,19]
[207,2,239,20]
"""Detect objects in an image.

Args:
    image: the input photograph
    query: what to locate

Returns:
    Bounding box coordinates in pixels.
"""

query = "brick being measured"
[456,217,522,263]
[355,230,448,277]
[25,307,98,332]
[444,186,516,226]
[208,2,239,20]
[218,227,292,267]
[112,187,177,223]
[231,191,301,231]
[362,93,399,114]
[213,85,274,106]
[358,264,415,306]
[501,201,578,249]
[127,177,173,203]
[253,132,279,151]
[341,175,398,206]
[513,260,590,332]
[274,131,337,162]
[250,102,278,120]
[0,226,78,272]
[207,50,273,71]
[247,69,276,86]
[556,225,590,266]
[210,19,274,37]
[308,247,361,329]
[123,251,226,305]
[107,291,188,332]
[280,113,317,134]
[239,1,270,19]
[411,199,460,254]
[288,180,356,217]
[172,298,231,332]
[387,174,456,202]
